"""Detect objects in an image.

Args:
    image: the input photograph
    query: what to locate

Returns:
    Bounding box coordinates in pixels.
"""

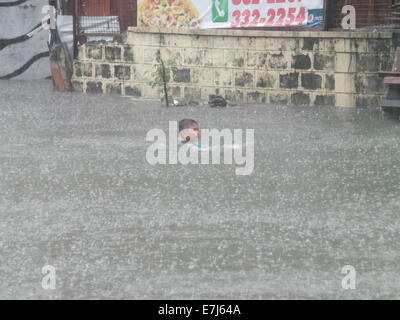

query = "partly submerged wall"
[72,27,397,107]
[0,0,50,80]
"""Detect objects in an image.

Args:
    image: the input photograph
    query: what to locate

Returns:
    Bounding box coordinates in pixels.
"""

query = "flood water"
[0,80,399,299]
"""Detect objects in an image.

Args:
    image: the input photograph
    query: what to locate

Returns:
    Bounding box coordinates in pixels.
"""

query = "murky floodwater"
[0,80,399,299]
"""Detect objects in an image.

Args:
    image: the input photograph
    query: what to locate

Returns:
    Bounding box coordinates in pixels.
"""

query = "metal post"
[323,0,329,31]
[72,0,79,59]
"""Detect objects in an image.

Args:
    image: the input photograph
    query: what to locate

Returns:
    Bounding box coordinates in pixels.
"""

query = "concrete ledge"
[74,27,395,108]
[128,26,394,39]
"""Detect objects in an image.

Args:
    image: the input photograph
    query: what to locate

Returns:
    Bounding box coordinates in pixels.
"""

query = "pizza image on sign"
[138,0,200,27]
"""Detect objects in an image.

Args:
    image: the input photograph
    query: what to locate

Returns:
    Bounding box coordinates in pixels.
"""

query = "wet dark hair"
[178,119,198,132]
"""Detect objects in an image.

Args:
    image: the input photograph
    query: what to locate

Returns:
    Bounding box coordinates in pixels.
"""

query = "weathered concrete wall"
[72,27,397,107]
[0,0,50,80]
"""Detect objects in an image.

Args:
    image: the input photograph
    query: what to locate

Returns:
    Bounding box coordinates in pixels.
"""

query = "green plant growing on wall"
[149,53,180,107]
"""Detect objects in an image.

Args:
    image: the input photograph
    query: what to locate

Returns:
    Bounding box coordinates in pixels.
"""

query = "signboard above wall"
[137,0,324,29]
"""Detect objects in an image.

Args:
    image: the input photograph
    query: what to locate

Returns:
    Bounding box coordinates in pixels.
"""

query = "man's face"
[181,123,200,143]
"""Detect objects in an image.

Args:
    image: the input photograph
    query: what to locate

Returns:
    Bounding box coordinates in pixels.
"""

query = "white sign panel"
[137,0,325,29]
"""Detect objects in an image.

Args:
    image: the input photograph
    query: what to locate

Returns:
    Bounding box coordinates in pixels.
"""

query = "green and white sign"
[212,0,229,23]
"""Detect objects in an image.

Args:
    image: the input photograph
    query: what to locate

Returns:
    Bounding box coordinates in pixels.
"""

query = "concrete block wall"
[72,27,397,107]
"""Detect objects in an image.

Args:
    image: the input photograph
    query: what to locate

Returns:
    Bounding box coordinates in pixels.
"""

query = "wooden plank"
[327,0,393,29]
[83,0,111,16]
[368,0,374,25]
[384,77,400,84]
[393,47,400,73]
[379,71,400,77]
[76,33,117,37]
[111,0,136,31]
[381,99,400,108]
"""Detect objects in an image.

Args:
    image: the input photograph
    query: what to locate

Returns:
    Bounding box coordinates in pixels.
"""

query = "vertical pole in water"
[160,59,169,107]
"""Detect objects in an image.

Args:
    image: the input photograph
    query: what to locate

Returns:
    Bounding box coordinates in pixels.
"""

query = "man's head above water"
[178,119,200,143]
